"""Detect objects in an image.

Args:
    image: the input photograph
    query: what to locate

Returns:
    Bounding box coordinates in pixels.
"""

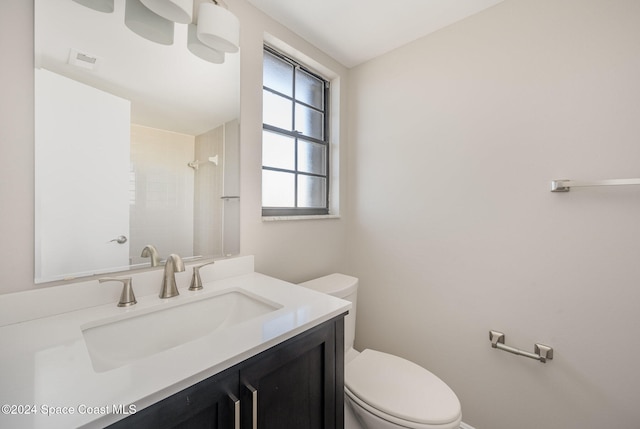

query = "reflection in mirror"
[34,0,240,283]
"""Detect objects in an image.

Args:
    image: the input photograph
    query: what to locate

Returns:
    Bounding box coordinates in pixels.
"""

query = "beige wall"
[0,0,350,293]
[347,0,640,428]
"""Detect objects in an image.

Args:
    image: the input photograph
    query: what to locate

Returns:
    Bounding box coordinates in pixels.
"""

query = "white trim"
[460,422,476,429]
[262,214,341,222]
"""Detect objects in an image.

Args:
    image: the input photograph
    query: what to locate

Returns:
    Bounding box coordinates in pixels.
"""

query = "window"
[262,45,330,216]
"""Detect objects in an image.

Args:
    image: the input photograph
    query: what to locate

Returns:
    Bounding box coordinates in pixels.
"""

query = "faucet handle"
[99,277,137,307]
[189,261,215,291]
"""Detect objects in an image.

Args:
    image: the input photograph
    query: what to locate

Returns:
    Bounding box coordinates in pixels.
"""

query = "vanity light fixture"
[124,0,175,46]
[73,0,239,62]
[196,0,240,53]
[72,0,115,13]
[187,24,225,64]
[140,0,193,24]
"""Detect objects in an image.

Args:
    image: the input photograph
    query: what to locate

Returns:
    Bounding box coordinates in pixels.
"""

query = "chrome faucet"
[141,244,161,267]
[160,254,185,299]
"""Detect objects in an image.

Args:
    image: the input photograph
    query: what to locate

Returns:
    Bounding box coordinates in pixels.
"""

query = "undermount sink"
[82,290,281,372]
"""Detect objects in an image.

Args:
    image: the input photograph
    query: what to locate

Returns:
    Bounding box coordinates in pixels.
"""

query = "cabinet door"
[107,369,239,429]
[239,318,344,429]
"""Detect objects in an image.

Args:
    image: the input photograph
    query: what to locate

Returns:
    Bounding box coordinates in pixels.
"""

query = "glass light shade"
[125,0,174,45]
[140,0,193,24]
[72,0,114,13]
[187,24,225,64]
[197,2,239,53]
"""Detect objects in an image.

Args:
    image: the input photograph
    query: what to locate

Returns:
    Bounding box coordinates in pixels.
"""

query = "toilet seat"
[345,349,461,429]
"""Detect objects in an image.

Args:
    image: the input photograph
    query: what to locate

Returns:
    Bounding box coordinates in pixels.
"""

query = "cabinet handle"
[228,393,240,429]
[245,383,258,429]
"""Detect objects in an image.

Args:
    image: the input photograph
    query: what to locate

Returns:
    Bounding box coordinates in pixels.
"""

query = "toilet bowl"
[299,274,462,429]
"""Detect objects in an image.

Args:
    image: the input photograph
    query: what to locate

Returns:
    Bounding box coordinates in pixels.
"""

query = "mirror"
[34,0,240,283]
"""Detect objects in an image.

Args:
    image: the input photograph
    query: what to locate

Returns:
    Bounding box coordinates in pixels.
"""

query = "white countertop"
[0,259,350,428]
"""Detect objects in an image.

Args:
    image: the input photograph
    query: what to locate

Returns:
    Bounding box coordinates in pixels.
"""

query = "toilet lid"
[345,349,461,426]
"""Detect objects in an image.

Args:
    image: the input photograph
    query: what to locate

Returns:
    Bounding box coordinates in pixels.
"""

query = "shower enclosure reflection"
[127,120,240,267]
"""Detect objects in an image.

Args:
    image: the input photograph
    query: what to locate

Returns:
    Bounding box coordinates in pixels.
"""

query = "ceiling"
[247,0,504,68]
[35,0,239,136]
[35,0,504,135]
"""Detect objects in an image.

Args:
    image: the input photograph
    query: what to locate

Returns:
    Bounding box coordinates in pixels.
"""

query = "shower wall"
[193,125,224,257]
[129,124,195,264]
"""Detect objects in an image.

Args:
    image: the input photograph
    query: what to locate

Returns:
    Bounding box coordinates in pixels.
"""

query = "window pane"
[263,131,295,170]
[263,170,295,207]
[296,69,324,110]
[263,90,292,130]
[264,51,293,96]
[298,175,326,208]
[295,103,324,139]
[262,46,330,215]
[298,139,326,175]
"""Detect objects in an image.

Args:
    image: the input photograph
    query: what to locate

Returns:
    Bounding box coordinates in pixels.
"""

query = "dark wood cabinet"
[240,316,344,429]
[107,369,238,429]
[108,315,345,429]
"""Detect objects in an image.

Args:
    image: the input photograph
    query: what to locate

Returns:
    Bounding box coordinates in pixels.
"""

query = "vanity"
[0,256,350,428]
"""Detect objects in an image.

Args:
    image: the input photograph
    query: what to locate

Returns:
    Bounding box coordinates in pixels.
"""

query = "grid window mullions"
[263,95,325,141]
[263,124,326,146]
[262,45,329,216]
[263,87,325,117]
[263,167,326,180]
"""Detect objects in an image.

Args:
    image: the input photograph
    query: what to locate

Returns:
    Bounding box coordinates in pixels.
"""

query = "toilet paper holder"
[489,330,553,363]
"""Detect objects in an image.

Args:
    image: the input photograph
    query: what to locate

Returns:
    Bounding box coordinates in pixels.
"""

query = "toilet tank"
[299,274,358,353]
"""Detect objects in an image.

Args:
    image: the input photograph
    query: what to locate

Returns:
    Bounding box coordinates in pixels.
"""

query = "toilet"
[299,274,462,429]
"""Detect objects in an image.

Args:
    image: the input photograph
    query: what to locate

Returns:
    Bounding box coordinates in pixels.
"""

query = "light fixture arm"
[211,0,230,9]
[191,0,230,23]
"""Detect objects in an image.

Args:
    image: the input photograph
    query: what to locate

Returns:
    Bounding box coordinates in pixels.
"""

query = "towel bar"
[489,330,553,363]
[551,178,640,192]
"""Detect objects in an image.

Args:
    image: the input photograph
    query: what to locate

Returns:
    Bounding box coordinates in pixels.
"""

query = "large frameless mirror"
[34,0,240,283]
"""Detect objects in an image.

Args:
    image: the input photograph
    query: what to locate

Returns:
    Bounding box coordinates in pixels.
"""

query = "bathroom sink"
[82,290,280,372]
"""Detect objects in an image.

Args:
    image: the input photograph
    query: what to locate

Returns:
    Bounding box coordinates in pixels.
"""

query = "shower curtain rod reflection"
[551,178,640,192]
